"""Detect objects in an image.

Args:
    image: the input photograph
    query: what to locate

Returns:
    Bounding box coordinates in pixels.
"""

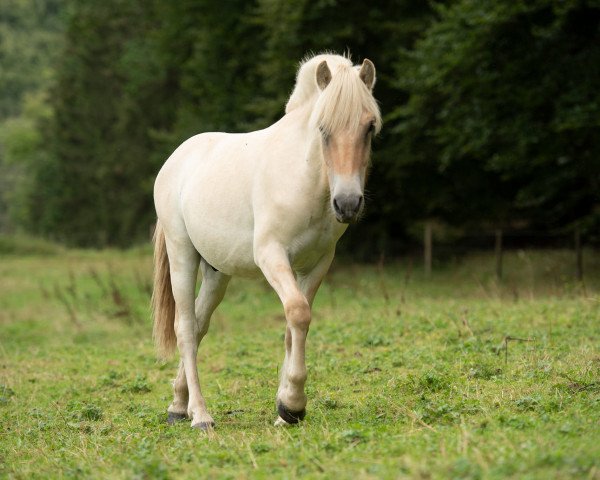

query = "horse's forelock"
[285,53,352,114]
[310,63,382,136]
[285,53,381,135]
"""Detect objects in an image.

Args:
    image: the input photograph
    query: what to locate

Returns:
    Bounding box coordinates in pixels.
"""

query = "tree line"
[0,0,598,253]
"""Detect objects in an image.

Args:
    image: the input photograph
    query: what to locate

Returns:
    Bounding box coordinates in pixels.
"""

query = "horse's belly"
[182,198,259,277]
[180,157,259,278]
[190,226,258,277]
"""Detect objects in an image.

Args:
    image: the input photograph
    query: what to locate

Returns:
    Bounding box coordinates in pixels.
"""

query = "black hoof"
[277,401,306,424]
[192,421,215,431]
[167,412,187,425]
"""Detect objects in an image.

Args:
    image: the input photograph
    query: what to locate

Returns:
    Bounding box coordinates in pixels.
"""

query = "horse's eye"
[365,122,375,141]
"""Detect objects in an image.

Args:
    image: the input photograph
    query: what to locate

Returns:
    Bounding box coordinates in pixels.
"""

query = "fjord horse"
[152,53,382,429]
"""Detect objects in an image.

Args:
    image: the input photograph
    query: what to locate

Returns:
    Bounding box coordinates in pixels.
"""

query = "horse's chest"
[288,216,344,274]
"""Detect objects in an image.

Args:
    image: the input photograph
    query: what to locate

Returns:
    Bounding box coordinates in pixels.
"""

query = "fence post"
[575,226,583,281]
[424,221,432,277]
[495,229,503,280]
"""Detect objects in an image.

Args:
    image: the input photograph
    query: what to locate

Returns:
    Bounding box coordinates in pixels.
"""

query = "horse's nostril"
[333,194,363,219]
[357,195,363,210]
[333,198,341,214]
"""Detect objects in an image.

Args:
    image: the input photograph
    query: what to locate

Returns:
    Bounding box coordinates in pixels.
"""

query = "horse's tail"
[151,221,177,359]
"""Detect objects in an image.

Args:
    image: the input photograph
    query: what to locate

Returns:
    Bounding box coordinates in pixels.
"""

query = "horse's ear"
[316,61,332,90]
[359,59,376,90]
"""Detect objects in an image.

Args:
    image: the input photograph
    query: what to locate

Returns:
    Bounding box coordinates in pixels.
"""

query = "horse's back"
[155,132,232,193]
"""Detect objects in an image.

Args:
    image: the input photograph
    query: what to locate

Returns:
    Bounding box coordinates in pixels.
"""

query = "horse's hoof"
[167,412,188,425]
[192,421,215,431]
[277,401,305,424]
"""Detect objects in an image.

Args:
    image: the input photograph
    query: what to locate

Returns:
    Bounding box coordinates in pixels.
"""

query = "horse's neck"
[270,105,330,210]
[295,105,329,192]
[307,135,326,170]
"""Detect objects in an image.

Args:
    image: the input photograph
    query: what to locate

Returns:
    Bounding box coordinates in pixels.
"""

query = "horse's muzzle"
[333,193,363,223]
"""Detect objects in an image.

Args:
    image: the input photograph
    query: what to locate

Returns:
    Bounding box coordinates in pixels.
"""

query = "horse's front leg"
[274,251,335,425]
[256,244,333,425]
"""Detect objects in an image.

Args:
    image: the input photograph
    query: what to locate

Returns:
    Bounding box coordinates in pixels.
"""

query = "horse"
[152,53,382,430]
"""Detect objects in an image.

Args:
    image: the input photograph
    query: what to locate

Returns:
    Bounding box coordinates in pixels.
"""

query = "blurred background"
[0,0,598,264]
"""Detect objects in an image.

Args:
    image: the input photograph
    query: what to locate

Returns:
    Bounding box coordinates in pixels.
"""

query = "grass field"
[0,245,599,479]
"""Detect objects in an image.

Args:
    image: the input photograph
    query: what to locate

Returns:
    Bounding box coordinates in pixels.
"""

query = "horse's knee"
[288,369,307,386]
[284,296,311,330]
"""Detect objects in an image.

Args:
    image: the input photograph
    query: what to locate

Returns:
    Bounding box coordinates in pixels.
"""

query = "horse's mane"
[286,53,382,135]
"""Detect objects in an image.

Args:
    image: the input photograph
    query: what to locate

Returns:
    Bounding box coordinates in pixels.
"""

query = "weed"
[417,370,451,393]
[99,370,123,387]
[467,364,502,380]
[363,335,390,347]
[0,385,15,405]
[339,429,366,444]
[68,401,103,421]
[122,374,152,394]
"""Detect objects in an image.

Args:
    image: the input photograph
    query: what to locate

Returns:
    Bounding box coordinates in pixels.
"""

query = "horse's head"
[312,58,381,224]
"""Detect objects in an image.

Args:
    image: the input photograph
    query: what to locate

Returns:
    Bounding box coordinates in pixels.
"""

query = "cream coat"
[152,53,381,429]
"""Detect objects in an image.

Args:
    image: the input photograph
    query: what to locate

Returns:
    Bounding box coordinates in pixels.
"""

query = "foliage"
[0,0,599,250]
[393,0,600,233]
[0,249,599,477]
[0,0,64,233]
[0,0,63,119]
[28,0,175,246]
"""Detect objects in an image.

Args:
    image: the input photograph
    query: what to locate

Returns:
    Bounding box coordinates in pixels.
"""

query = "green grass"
[0,234,66,256]
[0,248,599,479]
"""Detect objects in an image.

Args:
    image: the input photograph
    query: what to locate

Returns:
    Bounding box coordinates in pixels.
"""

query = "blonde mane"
[286,53,382,135]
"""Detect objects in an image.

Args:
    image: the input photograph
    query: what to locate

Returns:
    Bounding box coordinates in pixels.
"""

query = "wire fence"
[418,227,595,281]
[340,224,597,282]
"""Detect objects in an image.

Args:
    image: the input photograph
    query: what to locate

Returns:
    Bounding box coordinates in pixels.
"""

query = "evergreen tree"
[0,0,64,233]
[34,0,171,245]
[7,0,599,249]
[395,0,600,239]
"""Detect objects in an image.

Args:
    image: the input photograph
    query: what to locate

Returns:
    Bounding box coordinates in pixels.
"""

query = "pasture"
[0,245,599,479]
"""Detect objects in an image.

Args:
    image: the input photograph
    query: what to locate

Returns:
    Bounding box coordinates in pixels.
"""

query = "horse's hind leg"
[190,259,230,425]
[167,358,188,424]
[195,259,231,341]
[164,234,213,430]
[167,253,230,429]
